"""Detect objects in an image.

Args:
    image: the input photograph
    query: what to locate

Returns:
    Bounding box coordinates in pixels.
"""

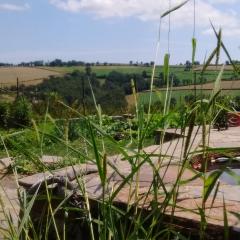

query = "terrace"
[1,125,240,239]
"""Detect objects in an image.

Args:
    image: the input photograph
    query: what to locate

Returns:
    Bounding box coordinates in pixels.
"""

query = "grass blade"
[203,170,223,202]
[161,0,189,18]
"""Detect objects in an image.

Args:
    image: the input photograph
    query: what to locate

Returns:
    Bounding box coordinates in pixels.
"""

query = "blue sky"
[0,0,240,64]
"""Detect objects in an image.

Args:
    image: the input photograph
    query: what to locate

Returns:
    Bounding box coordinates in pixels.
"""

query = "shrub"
[9,97,32,128]
[0,101,10,128]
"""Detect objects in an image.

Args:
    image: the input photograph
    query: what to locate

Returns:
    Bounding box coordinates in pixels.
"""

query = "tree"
[184,94,195,104]
[184,60,192,71]
[170,73,180,87]
[182,79,191,85]
[85,64,92,76]
[170,97,177,108]
[142,70,148,78]
[49,59,63,67]
[155,72,165,88]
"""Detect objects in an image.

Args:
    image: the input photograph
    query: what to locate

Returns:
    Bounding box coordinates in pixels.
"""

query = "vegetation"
[0,96,32,128]
[128,89,240,109]
[1,2,240,240]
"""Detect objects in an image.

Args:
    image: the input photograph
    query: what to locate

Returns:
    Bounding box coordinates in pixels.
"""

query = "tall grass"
[1,2,240,240]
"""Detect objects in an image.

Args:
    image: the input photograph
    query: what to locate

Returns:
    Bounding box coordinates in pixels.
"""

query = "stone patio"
[0,174,19,240]
[1,126,240,238]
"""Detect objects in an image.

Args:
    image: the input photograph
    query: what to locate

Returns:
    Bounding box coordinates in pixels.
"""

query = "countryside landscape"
[1,0,240,239]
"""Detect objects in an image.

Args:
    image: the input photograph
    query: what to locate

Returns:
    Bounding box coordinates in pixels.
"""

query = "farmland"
[47,65,236,82]
[127,88,240,108]
[1,0,240,238]
[0,65,237,89]
[0,67,61,87]
[1,65,240,113]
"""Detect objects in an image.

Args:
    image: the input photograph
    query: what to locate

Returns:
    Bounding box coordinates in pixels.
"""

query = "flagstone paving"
[0,174,19,240]
[1,126,240,238]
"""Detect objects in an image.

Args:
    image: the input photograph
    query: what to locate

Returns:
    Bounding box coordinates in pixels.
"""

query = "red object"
[228,112,240,127]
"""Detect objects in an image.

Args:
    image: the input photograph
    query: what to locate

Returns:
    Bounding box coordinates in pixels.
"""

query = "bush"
[53,119,84,142]
[9,97,32,128]
[0,101,10,128]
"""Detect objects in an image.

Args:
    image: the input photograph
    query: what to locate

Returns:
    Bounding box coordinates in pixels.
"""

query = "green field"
[127,89,240,107]
[47,65,236,83]
[0,65,237,87]
[0,65,237,88]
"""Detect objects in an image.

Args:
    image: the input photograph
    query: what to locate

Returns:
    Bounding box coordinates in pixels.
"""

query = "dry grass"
[0,67,62,87]
[0,94,15,102]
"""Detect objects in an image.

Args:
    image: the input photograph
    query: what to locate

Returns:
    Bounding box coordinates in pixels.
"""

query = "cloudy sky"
[0,0,240,64]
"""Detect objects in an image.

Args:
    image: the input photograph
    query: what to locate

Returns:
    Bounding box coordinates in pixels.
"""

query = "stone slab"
[18,163,98,188]
[0,175,19,240]
[0,158,12,171]
[41,155,62,165]
[14,126,240,237]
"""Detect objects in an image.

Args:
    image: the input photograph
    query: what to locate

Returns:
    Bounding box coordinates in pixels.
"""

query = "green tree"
[184,60,192,71]
[142,70,148,78]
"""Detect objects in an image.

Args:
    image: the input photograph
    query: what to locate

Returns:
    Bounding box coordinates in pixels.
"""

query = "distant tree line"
[0,59,203,68]
[0,63,13,67]
[0,59,156,68]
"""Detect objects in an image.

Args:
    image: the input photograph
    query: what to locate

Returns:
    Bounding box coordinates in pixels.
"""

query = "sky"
[0,0,240,64]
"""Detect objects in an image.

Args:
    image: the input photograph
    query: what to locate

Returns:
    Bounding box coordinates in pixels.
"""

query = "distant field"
[193,65,236,71]
[47,65,236,83]
[0,67,61,87]
[154,80,240,91]
[0,65,237,88]
[0,93,15,102]
[127,88,240,108]
[46,65,157,74]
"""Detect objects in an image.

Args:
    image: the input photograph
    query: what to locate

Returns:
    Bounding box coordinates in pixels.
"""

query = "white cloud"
[0,3,30,11]
[203,28,240,37]
[49,0,240,36]
[208,0,237,4]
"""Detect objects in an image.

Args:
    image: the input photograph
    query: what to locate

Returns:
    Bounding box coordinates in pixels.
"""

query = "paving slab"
[41,155,62,165]
[0,174,19,240]
[19,163,98,188]
[0,158,12,172]
[7,126,240,238]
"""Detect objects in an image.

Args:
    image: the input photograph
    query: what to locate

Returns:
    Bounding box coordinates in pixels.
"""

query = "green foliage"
[53,118,87,142]
[0,101,10,128]
[0,97,32,129]
[9,97,32,128]
[24,70,128,115]
[2,5,240,240]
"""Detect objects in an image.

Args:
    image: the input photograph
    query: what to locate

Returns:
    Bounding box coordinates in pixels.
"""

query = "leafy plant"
[0,101,10,128]
[9,96,32,128]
